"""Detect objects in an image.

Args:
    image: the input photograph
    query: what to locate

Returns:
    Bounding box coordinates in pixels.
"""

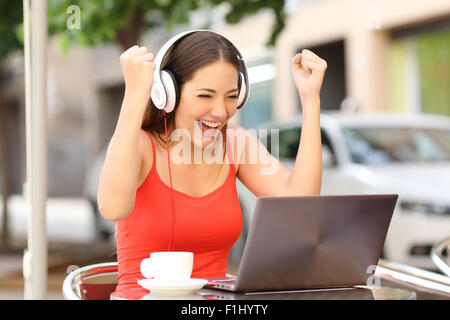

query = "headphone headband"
[151,29,249,113]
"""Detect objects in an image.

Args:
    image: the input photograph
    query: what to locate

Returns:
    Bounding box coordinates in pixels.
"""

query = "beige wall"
[220,0,450,119]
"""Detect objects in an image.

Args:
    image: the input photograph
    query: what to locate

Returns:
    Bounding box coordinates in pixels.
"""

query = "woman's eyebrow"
[196,88,238,93]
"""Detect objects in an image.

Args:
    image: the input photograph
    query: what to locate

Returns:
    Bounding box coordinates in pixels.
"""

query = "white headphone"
[150,29,250,113]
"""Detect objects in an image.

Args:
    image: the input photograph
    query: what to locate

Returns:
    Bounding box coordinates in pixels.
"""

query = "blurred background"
[0,0,449,299]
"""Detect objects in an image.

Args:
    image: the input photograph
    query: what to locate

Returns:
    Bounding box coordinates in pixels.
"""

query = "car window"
[342,127,450,164]
[279,128,301,159]
[267,127,335,163]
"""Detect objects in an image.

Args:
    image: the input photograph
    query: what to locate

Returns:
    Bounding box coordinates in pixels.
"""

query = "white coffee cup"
[140,251,194,281]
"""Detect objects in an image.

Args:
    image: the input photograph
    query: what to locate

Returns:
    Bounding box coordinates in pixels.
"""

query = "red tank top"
[113,129,243,298]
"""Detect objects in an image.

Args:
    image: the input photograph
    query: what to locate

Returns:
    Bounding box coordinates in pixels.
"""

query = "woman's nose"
[210,100,228,120]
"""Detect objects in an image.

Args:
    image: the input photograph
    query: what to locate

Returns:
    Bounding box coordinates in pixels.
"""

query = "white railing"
[431,237,450,277]
[376,258,450,295]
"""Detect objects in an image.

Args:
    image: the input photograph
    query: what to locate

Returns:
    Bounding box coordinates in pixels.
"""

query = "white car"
[232,111,450,270]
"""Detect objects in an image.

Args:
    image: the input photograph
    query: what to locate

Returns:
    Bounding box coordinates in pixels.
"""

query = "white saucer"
[137,278,208,295]
[140,293,205,300]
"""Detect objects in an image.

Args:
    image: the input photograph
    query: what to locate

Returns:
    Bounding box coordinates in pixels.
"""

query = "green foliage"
[1,0,287,59]
[0,1,23,59]
[221,0,286,46]
[48,0,141,54]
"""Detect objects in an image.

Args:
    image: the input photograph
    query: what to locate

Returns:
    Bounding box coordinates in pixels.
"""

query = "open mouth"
[196,119,222,137]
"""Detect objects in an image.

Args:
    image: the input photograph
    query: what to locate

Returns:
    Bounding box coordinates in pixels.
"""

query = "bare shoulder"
[227,122,259,147]
[227,122,258,137]
[138,129,153,156]
[227,122,244,131]
[137,129,153,187]
[226,122,251,173]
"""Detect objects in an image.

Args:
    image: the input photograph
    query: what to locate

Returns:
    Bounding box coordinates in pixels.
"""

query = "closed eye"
[198,95,238,99]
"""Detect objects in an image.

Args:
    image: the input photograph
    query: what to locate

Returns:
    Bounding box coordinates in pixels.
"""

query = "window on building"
[388,18,450,117]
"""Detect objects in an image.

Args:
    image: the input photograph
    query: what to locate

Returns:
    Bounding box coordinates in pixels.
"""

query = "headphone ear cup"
[151,82,166,110]
[160,69,179,113]
[237,72,247,109]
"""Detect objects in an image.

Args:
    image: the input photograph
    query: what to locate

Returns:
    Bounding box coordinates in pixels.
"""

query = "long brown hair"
[141,31,242,183]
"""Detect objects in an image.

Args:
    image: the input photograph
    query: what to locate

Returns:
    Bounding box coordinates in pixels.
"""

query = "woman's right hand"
[120,45,156,100]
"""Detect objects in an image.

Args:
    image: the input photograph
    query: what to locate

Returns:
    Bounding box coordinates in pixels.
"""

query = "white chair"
[62,262,118,300]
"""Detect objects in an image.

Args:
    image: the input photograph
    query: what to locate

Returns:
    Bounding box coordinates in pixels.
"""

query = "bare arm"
[286,97,322,195]
[97,93,148,221]
[286,50,327,195]
[97,45,156,221]
[236,49,326,197]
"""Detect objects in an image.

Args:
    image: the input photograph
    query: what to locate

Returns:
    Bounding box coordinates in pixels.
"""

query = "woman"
[97,31,327,298]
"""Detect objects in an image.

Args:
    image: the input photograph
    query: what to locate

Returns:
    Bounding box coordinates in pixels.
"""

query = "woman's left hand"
[292,49,327,103]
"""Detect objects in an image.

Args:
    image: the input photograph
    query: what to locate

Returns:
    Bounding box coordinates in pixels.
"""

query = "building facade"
[3,0,450,197]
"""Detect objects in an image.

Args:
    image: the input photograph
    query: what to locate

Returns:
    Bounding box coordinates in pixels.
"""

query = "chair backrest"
[62,262,118,300]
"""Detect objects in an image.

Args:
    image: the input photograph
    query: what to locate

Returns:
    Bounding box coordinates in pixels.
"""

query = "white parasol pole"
[23,0,48,300]
[22,0,31,299]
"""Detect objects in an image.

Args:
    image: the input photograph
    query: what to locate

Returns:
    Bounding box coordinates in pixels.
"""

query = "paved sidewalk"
[0,253,65,300]
[0,241,116,300]
[0,289,64,300]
